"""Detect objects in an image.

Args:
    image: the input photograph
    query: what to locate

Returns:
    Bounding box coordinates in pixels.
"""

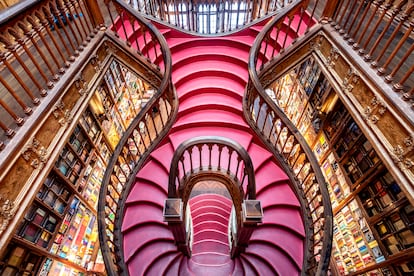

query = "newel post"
[163,198,192,256]
[230,199,263,257]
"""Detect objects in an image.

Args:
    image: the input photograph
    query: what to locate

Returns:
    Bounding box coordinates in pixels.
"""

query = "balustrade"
[246,0,333,274]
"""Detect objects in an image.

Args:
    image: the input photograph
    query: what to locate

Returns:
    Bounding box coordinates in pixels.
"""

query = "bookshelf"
[0,59,156,275]
[267,55,414,275]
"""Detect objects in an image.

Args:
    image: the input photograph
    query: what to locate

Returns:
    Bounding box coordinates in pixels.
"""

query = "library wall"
[264,49,414,274]
[0,38,159,275]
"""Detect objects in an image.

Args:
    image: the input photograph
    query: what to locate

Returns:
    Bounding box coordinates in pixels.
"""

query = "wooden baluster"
[18,21,57,84]
[151,33,159,63]
[281,14,294,52]
[351,0,378,48]
[188,147,194,173]
[373,3,414,71]
[57,0,84,50]
[75,0,94,37]
[30,13,67,72]
[217,144,224,170]
[149,109,159,137]
[0,118,16,138]
[0,93,25,125]
[346,0,372,44]
[360,0,392,56]
[68,0,90,43]
[366,0,404,63]
[334,0,352,32]
[49,3,79,57]
[105,0,118,36]
[261,109,270,133]
[321,0,340,21]
[384,25,414,83]
[208,143,213,169]
[84,0,104,29]
[9,26,52,92]
[270,23,281,58]
[42,7,75,63]
[119,12,131,47]
[141,24,149,58]
[197,144,202,169]
[0,32,45,96]
[130,19,141,53]
[234,156,241,180]
[0,51,39,106]
[227,148,233,174]
[402,74,414,100]
[384,22,414,78]
[339,0,358,35]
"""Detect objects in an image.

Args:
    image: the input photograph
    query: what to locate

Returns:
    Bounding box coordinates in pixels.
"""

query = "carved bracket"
[363,95,387,124]
[52,99,72,127]
[391,133,414,170]
[21,137,48,169]
[0,195,15,236]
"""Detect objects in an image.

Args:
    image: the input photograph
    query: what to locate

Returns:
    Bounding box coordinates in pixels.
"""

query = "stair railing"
[98,1,177,275]
[123,0,297,35]
[326,0,414,104]
[0,0,102,159]
[245,0,333,275]
[165,136,263,258]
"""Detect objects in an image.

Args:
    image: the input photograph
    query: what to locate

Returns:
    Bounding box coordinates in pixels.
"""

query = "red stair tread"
[126,240,177,276]
[257,180,300,206]
[192,240,229,254]
[193,229,228,243]
[125,180,167,206]
[149,142,174,172]
[261,205,305,236]
[244,242,301,276]
[135,161,168,192]
[176,77,245,100]
[254,161,290,193]
[123,223,173,262]
[250,227,304,268]
[190,252,232,265]
[122,203,163,231]
[193,220,228,234]
[143,251,181,276]
[179,93,243,115]
[247,142,274,171]
[241,250,279,276]
[174,109,248,130]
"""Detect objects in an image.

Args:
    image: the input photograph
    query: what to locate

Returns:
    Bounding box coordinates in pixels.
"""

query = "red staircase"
[120,16,310,276]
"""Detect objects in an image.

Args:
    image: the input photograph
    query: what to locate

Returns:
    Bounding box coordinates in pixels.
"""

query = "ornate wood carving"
[0,195,15,236]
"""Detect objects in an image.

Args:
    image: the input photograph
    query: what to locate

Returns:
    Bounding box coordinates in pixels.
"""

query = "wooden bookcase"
[0,59,155,275]
[267,55,414,275]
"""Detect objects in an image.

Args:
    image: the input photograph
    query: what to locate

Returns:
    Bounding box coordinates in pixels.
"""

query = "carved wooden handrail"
[167,136,261,257]
[97,1,177,275]
[246,0,333,275]
[328,0,414,105]
[168,136,256,201]
[123,0,297,35]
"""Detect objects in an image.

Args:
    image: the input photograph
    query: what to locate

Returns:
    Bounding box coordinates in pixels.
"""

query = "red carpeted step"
[122,202,163,231]
[192,239,229,255]
[250,225,304,269]
[190,252,232,265]
[244,241,301,276]
[261,205,305,237]
[125,180,167,207]
[241,250,280,276]
[123,223,174,262]
[143,251,181,276]
[191,206,231,220]
[149,142,175,172]
[126,239,178,275]
[239,255,260,275]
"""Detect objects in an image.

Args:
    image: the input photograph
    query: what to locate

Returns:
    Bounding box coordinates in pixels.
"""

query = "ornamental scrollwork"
[0,195,15,235]
[326,48,339,68]
[52,100,72,126]
[391,134,414,170]
[21,137,48,169]
[342,68,360,94]
[75,74,89,96]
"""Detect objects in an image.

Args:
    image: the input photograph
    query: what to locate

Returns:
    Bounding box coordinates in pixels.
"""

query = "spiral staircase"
[117,14,310,275]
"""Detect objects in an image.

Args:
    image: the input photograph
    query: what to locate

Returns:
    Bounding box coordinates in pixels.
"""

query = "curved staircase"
[119,17,309,275]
